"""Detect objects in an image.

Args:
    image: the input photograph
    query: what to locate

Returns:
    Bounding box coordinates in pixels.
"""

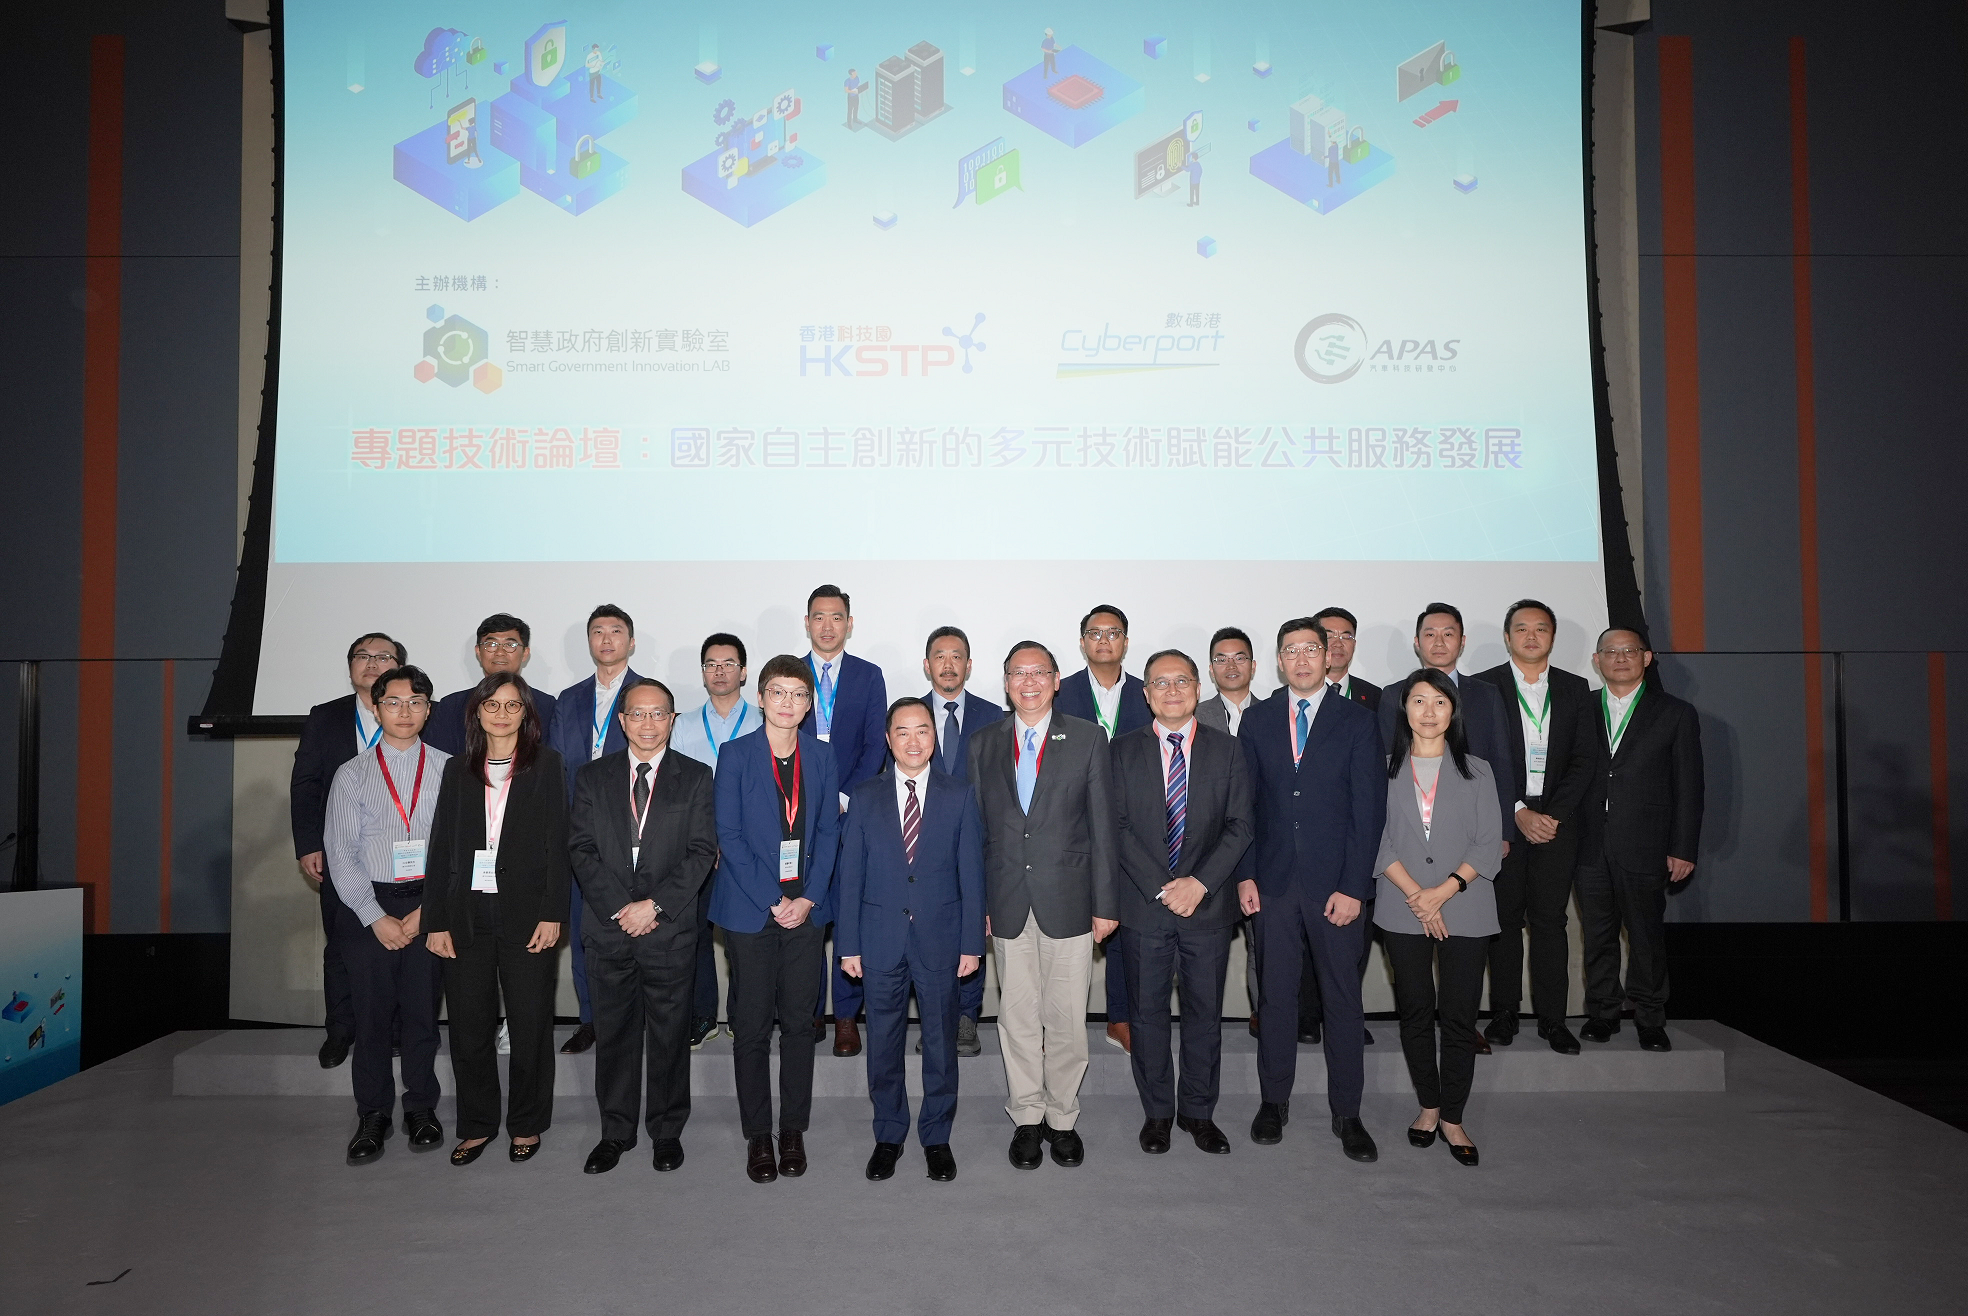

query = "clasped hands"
[1405,883,1454,941]
[422,920,559,958]
[771,895,815,929]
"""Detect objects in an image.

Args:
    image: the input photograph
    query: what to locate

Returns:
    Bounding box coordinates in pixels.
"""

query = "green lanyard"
[1515,680,1549,738]
[1601,684,1643,755]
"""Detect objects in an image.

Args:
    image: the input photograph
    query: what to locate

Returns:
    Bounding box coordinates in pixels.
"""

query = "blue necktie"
[942,700,960,774]
[817,662,835,736]
[1016,727,1039,812]
[1293,698,1310,764]
[1165,732,1187,870]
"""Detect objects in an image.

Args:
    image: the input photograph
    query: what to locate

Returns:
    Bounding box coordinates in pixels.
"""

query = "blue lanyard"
[593,679,627,754]
[809,656,839,729]
[356,703,383,751]
[702,700,751,762]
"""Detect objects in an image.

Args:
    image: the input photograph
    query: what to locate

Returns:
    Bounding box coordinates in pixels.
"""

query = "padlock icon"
[571,134,600,178]
[541,37,559,70]
[1439,51,1459,85]
[993,165,1007,189]
[1344,126,1370,164]
[466,36,487,65]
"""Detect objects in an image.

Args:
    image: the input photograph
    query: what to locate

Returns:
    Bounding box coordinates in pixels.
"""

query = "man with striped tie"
[1111,650,1255,1155]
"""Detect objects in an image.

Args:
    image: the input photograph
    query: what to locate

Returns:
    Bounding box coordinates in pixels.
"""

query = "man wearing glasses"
[1056,605,1149,1054]
[1112,650,1254,1156]
[968,642,1120,1171]
[1312,608,1381,711]
[671,633,763,1047]
[292,631,407,1069]
[425,613,560,757]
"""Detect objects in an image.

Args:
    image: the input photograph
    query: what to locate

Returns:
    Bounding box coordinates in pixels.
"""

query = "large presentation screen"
[259,0,1603,713]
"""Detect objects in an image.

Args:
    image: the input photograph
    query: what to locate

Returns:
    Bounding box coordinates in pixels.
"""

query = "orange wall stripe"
[1658,36,1705,651]
[1788,38,1828,922]
[159,660,175,933]
[1931,653,1953,921]
[78,34,125,934]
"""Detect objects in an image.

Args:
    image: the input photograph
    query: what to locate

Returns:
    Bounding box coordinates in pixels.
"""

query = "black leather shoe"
[1444,1134,1480,1167]
[1473,1032,1492,1055]
[924,1143,957,1181]
[318,1028,352,1070]
[746,1134,778,1183]
[1041,1121,1084,1167]
[1637,1025,1672,1052]
[1580,1018,1619,1044]
[1177,1115,1231,1154]
[1332,1115,1378,1163]
[559,1022,596,1055]
[450,1138,489,1167]
[1298,1019,1322,1045]
[1247,1016,1260,1038]
[866,1141,902,1181]
[584,1139,629,1174]
[777,1129,807,1177]
[1538,1020,1582,1054]
[1139,1117,1172,1154]
[1484,1011,1519,1046]
[688,1017,718,1049]
[1009,1123,1045,1170]
[652,1139,684,1171]
[811,1017,826,1044]
[1250,1101,1288,1145]
[346,1112,391,1165]
[1408,1123,1438,1148]
[405,1108,443,1150]
[1363,1027,1375,1045]
[509,1137,542,1163]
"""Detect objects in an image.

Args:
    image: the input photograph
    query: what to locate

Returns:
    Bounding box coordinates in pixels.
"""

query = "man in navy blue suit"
[549,604,642,1055]
[799,585,889,1058]
[838,699,985,1183]
[1240,617,1385,1163]
[424,612,560,757]
[1055,604,1149,1055]
[921,624,1002,1054]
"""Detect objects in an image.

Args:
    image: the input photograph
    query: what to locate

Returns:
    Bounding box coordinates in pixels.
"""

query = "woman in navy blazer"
[711,656,842,1184]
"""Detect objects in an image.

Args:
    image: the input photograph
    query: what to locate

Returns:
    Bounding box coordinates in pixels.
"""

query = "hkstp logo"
[1294,314,1460,384]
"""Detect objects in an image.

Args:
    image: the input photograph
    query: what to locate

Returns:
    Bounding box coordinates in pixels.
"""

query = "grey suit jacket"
[1373,753,1503,938]
[1195,693,1256,737]
[967,711,1120,940]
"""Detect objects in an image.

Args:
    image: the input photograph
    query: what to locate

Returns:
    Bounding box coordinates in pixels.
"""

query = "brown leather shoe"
[745,1134,778,1184]
[1105,1022,1132,1054]
[833,1019,862,1057]
[777,1128,808,1177]
[1247,1016,1260,1038]
[1473,1032,1492,1056]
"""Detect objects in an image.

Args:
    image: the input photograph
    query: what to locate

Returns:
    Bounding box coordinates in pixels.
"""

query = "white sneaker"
[496,1021,511,1055]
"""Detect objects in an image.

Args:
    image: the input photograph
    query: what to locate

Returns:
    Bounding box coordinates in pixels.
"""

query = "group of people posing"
[292,588,1704,1183]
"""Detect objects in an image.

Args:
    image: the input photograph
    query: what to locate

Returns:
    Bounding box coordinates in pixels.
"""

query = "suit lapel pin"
[1050,733,1066,741]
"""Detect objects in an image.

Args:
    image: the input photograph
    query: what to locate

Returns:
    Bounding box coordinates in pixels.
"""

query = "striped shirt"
[325,739,450,926]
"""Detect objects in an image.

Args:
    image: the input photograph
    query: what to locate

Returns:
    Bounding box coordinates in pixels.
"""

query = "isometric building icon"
[1002,45,1142,147]
[1252,90,1393,214]
[862,40,952,141]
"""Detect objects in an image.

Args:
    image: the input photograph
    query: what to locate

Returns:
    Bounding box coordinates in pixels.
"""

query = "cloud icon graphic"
[414,27,471,80]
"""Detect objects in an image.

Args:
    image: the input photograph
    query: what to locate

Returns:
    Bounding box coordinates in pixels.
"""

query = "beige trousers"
[993,918,1093,1129]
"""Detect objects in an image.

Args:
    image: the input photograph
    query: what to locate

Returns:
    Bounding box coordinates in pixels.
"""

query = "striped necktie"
[1165,732,1187,871]
[902,777,921,865]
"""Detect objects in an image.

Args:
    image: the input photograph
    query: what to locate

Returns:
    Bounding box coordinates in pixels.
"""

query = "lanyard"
[376,744,426,839]
[810,657,838,728]
[1515,680,1550,738]
[1013,722,1049,774]
[702,700,750,762]
[1411,757,1439,838]
[484,770,514,850]
[627,756,658,840]
[593,678,627,755]
[356,703,383,751]
[1091,681,1119,740]
[770,740,802,834]
[1602,684,1644,755]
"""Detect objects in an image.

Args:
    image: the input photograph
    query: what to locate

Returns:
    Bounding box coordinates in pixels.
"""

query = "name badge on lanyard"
[772,742,802,883]
[391,840,426,881]
[779,839,801,883]
[377,744,427,882]
[473,772,514,893]
[1517,684,1551,776]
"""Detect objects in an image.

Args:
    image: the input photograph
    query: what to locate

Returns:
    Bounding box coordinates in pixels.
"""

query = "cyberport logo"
[1056,321,1224,379]
[413,306,502,392]
[1293,314,1459,384]
[798,314,986,377]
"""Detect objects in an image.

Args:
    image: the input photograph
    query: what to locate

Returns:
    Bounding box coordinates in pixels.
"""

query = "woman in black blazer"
[423,673,571,1166]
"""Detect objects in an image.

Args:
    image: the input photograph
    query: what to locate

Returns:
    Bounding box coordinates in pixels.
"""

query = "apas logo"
[1294,314,1460,384]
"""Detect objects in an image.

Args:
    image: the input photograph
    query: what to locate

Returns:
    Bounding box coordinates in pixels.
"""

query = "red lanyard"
[770,740,802,834]
[1411,758,1438,835]
[377,744,426,839]
[1012,722,1049,774]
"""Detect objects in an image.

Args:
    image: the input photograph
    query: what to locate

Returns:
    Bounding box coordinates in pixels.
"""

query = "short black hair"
[701,632,748,668]
[348,632,407,666]
[925,625,971,660]
[806,585,850,613]
[1275,617,1325,650]
[758,654,815,694]
[1003,640,1059,672]
[1080,604,1129,635]
[620,675,674,710]
[587,604,634,637]
[1596,626,1652,652]
[1311,607,1358,633]
[885,696,936,731]
[369,664,433,703]
[1207,627,1254,657]
[1143,648,1199,681]
[477,612,531,647]
[1414,602,1464,635]
[1503,599,1557,633]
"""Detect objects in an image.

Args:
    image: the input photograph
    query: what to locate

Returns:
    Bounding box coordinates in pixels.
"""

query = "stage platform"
[172,1021,1726,1098]
[7,1022,1965,1316]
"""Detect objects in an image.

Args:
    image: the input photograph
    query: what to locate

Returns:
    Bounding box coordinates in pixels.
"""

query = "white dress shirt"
[590,668,629,760]
[1088,671,1125,736]
[1511,662,1553,807]
[931,690,966,759]
[1284,684,1327,763]
[1154,717,1199,788]
[1218,691,1254,737]
[1012,709,1054,753]
[1603,685,1641,754]
[894,763,931,828]
[627,746,665,866]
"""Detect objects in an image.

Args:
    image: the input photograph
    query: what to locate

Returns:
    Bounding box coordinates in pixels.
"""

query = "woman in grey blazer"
[1374,669,1502,1166]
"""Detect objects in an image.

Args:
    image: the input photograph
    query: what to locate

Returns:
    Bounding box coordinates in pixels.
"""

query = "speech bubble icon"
[975,148,1023,204]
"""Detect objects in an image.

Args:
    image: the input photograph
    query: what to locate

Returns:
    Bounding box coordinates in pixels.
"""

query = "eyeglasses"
[477,638,524,654]
[1209,652,1252,666]
[762,685,812,705]
[1322,631,1356,643]
[701,660,742,673]
[351,651,396,665]
[1082,628,1125,642]
[377,697,428,712]
[479,699,527,715]
[624,708,673,722]
[1280,643,1325,658]
[1596,646,1646,659]
[1006,667,1056,683]
[1147,677,1197,692]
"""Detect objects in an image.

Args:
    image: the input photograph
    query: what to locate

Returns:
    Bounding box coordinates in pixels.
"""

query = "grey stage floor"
[4,1022,1966,1316]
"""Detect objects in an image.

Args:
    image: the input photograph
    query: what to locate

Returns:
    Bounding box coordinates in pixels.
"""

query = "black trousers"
[443,895,559,1140]
[1384,931,1486,1124]
[1121,922,1232,1120]
[319,875,356,1035]
[1487,808,1580,1024]
[693,874,735,1020]
[1293,902,1375,1024]
[1256,885,1366,1115]
[587,920,696,1145]
[1576,853,1670,1027]
[725,918,824,1138]
[341,886,441,1117]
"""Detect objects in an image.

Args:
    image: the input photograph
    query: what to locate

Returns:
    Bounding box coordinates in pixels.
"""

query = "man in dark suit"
[425,612,560,756]
[1241,618,1385,1163]
[1377,604,1516,847]
[1055,604,1149,1054]
[1197,626,1260,737]
[1576,629,1704,1053]
[922,624,1003,1052]
[549,604,644,1056]
[969,640,1120,1170]
[800,585,889,1058]
[1114,649,1254,1156]
[1472,600,1598,1053]
[838,699,986,1183]
[291,631,405,1068]
[1313,607,1381,711]
[568,678,718,1174]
